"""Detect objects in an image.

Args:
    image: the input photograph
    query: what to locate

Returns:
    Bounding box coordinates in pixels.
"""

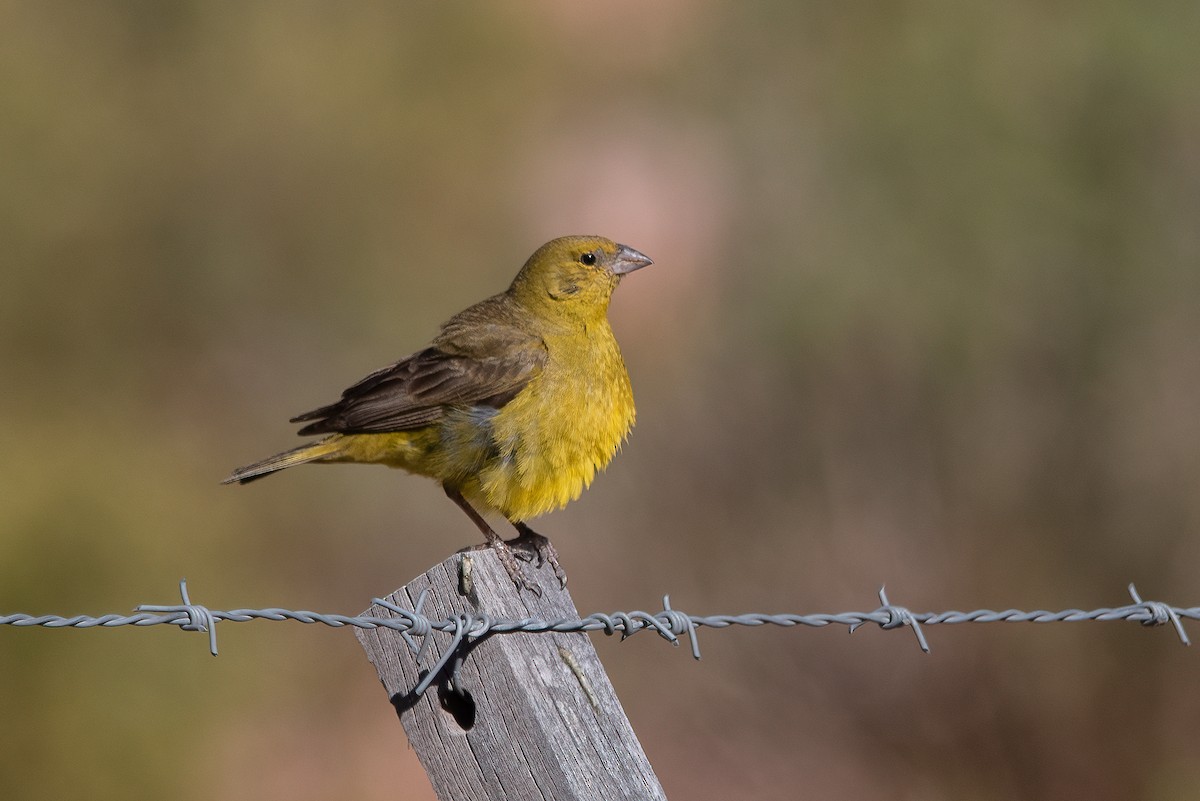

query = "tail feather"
[222,440,342,485]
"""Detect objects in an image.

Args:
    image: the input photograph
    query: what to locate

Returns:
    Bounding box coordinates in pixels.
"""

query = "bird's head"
[509,235,652,321]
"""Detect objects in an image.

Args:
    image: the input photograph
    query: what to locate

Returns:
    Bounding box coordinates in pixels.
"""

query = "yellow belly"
[475,364,634,520]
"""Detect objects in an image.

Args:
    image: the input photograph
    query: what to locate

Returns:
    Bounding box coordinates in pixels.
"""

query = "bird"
[223,235,651,593]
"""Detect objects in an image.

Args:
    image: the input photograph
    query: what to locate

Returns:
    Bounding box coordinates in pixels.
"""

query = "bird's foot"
[509,524,566,589]
[445,486,543,596]
[458,538,542,597]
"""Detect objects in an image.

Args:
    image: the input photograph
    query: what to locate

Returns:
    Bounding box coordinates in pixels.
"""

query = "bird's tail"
[221,439,344,485]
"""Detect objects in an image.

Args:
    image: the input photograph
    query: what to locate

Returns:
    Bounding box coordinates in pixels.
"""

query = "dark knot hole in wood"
[437,679,477,730]
[388,634,491,731]
[389,671,477,732]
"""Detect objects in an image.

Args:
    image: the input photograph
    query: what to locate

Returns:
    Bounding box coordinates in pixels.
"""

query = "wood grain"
[355,550,668,801]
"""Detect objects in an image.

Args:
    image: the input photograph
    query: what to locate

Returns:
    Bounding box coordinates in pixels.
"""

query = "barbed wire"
[2,580,1193,694]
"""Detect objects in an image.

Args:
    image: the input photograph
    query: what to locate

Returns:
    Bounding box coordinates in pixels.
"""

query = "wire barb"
[658,595,702,660]
[878,586,930,653]
[1127,583,1190,646]
[136,579,219,656]
[848,587,930,653]
[375,588,434,660]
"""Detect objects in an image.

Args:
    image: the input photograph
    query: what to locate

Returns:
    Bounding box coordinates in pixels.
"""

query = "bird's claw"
[509,527,566,589]
[492,538,543,597]
[510,545,540,566]
[457,523,565,594]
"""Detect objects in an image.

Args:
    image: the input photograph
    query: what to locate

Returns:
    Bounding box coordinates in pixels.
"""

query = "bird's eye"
[579,251,597,266]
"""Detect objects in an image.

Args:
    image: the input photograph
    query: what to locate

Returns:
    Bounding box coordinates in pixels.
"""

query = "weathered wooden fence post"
[355,549,669,801]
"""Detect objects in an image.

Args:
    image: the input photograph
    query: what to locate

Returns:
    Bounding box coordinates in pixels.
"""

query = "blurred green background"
[2,3,1199,799]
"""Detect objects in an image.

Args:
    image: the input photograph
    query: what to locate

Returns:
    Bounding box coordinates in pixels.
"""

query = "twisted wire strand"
[3,580,1194,662]
[4,579,1194,698]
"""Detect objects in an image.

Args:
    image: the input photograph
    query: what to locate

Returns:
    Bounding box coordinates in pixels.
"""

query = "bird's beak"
[611,244,653,275]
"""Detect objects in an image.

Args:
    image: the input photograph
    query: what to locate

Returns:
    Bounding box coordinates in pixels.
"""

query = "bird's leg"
[444,486,540,597]
[509,522,566,589]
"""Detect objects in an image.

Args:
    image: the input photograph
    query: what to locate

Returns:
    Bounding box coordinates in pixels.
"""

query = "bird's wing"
[290,321,546,436]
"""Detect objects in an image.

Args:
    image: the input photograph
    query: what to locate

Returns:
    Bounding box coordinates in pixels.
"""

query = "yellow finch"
[224,235,651,591]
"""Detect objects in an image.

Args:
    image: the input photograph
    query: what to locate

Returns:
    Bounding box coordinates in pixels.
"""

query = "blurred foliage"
[2,3,1199,800]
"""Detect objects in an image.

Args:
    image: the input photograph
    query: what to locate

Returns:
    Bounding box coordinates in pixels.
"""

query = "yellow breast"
[474,322,635,521]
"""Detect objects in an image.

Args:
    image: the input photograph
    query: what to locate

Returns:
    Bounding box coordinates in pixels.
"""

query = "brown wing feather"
[290,311,546,436]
